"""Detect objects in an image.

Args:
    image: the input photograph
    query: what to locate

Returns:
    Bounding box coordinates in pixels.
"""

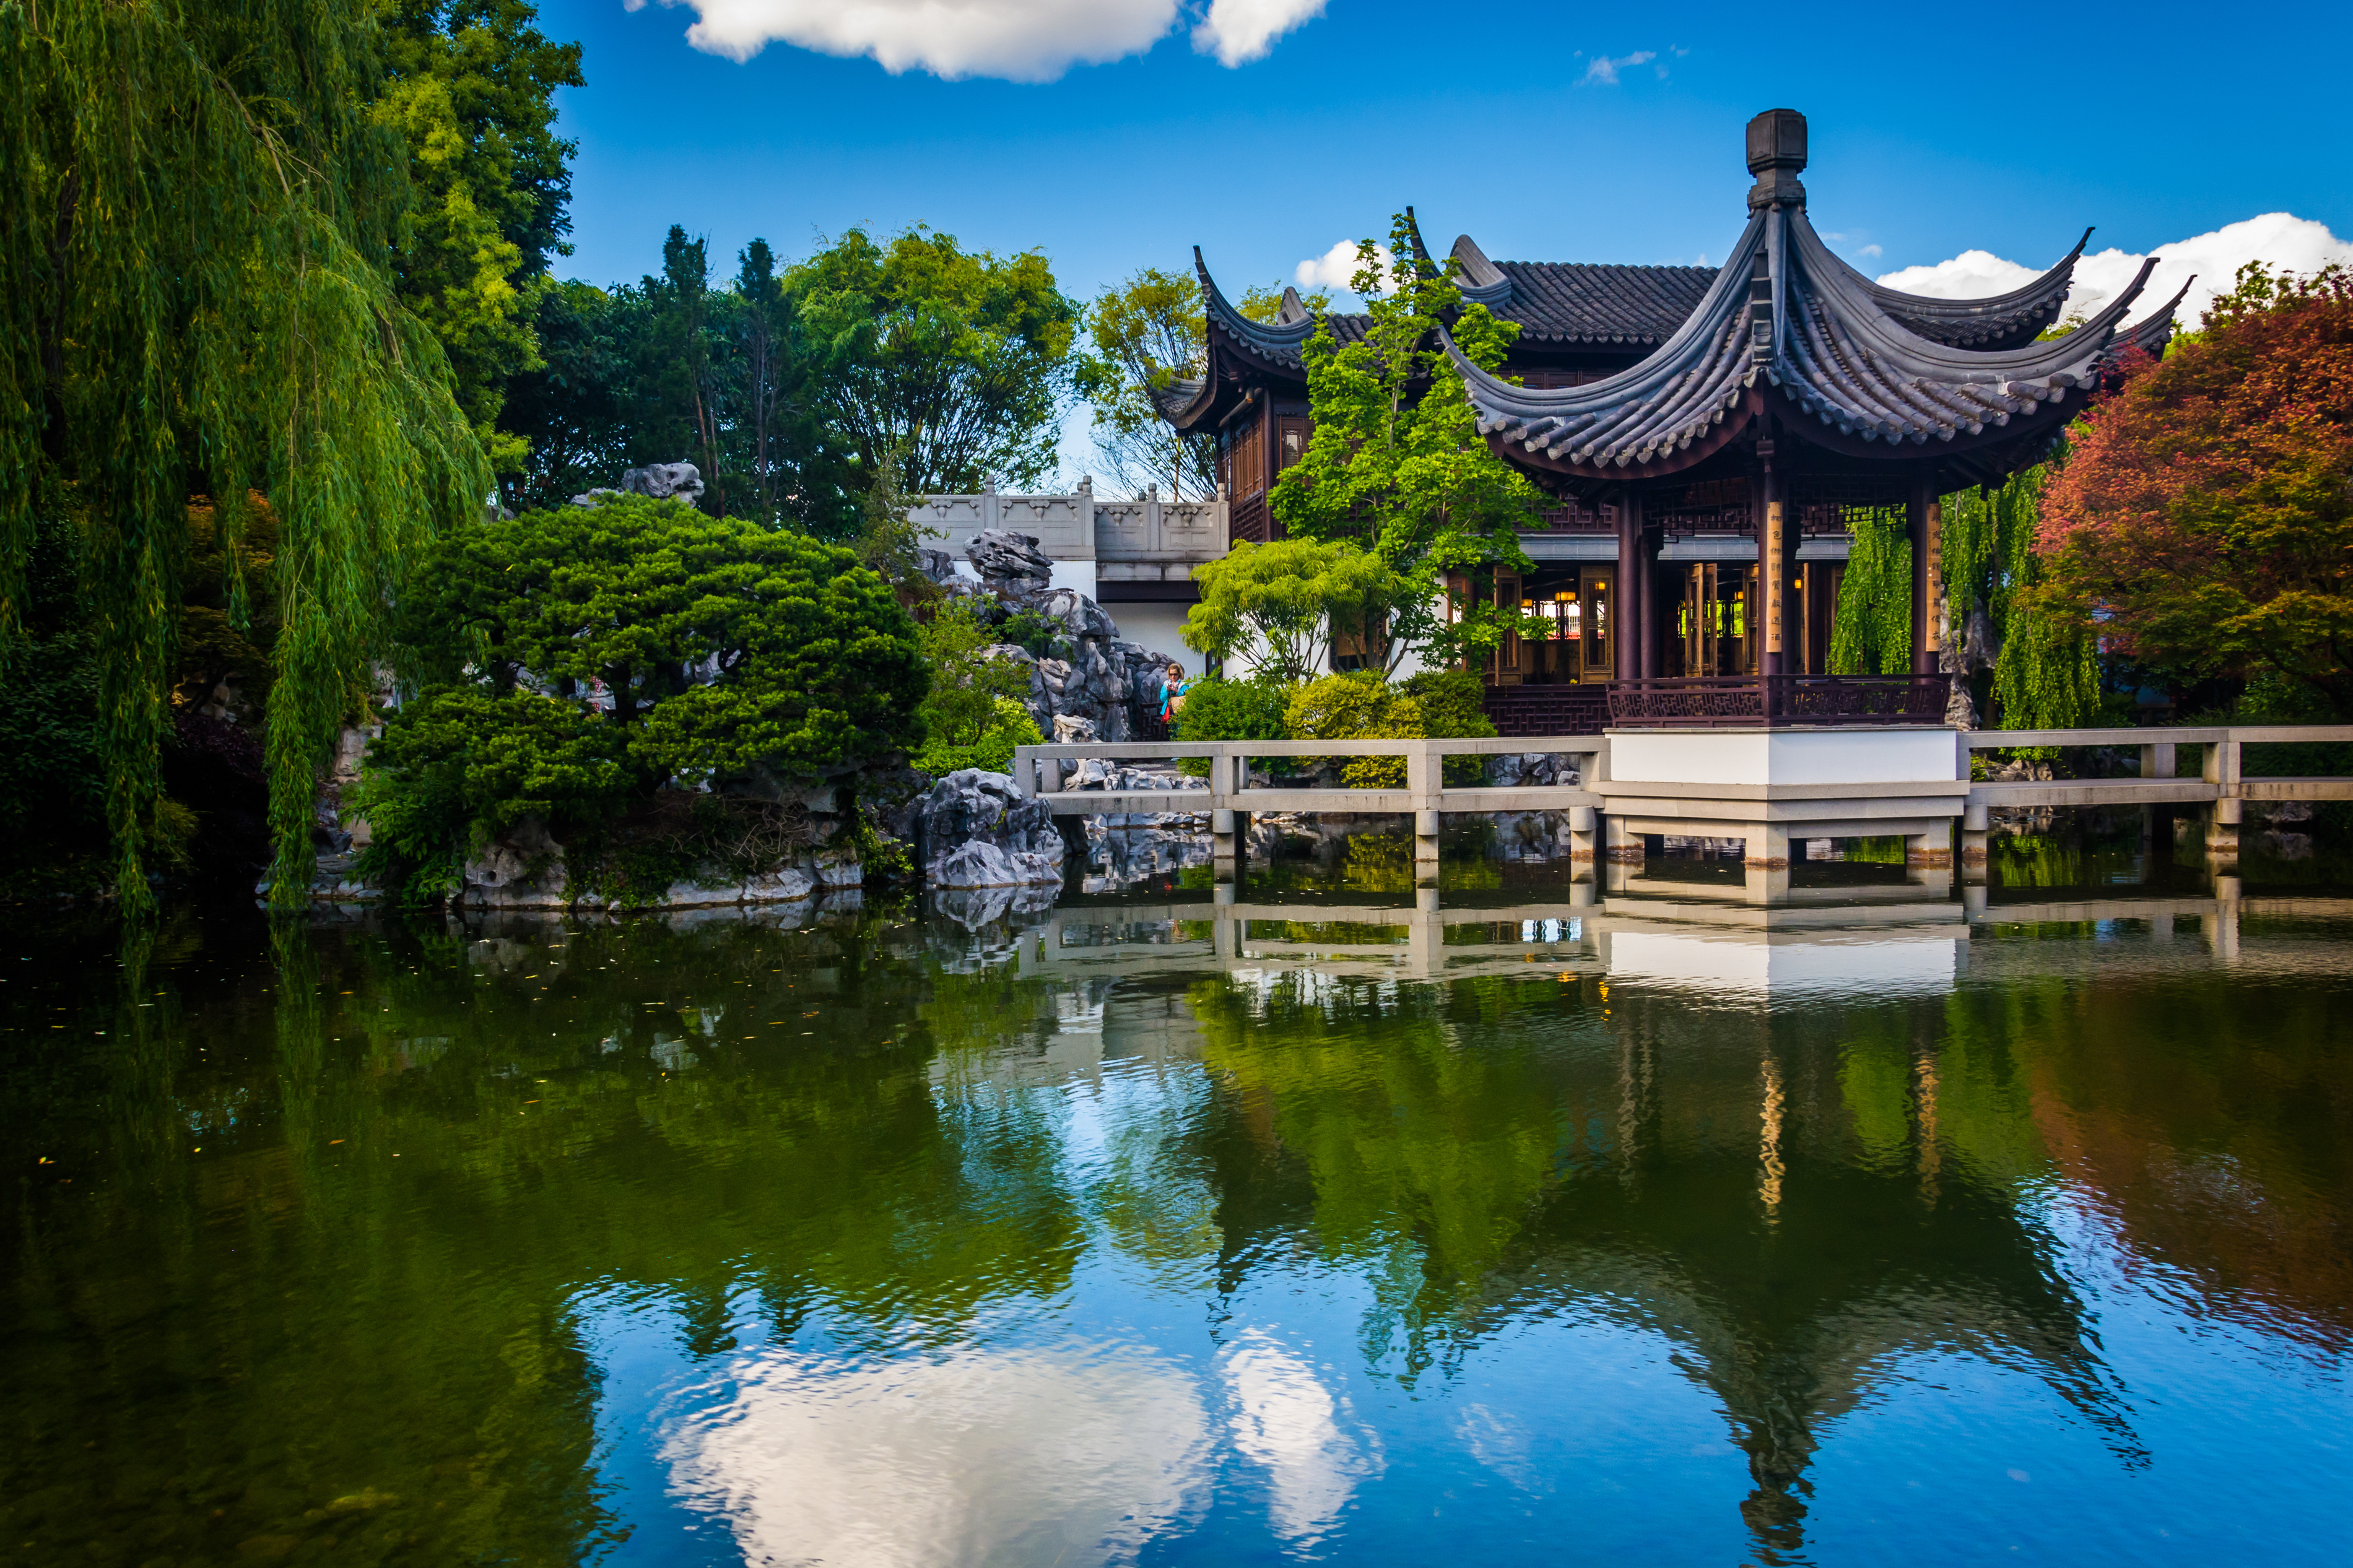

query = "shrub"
[913,696,1043,778]
[1282,669,1499,787]
[917,599,1037,753]
[359,497,926,903]
[1287,673,1422,787]
[1170,674,1295,776]
[351,687,638,904]
[1403,670,1498,786]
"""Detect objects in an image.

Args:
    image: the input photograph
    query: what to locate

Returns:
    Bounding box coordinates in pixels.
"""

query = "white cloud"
[665,1342,1211,1563]
[1221,1330,1380,1542]
[1295,239,1396,294]
[1193,0,1328,66]
[1875,212,2353,332]
[1578,50,1656,85]
[633,0,1174,80]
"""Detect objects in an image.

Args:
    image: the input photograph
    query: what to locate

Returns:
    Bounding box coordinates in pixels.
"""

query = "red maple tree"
[2039,264,2353,716]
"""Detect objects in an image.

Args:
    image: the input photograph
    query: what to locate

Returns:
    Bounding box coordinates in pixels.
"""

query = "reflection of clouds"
[1219,1330,1378,1540]
[664,1343,1209,1566]
[1455,1402,1538,1492]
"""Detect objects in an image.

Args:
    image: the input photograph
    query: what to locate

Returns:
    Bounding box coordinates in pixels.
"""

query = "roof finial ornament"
[1746,108,1807,213]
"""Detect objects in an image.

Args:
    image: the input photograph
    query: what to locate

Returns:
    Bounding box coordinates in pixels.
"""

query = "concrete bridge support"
[1960,803,1990,881]
[1906,819,1954,868]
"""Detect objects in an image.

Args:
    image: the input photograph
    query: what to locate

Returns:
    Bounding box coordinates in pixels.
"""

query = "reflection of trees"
[0,909,1086,1564]
[1964,951,2353,1350]
[1184,969,2138,1566]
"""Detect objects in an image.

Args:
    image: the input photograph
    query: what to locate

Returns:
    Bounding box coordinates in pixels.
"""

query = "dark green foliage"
[0,514,106,890]
[1171,675,1295,778]
[1171,675,1294,745]
[1401,670,1498,785]
[352,687,635,902]
[363,496,926,899]
[998,610,1071,661]
[378,0,583,470]
[503,224,1079,532]
[1,0,495,907]
[913,599,1032,755]
[1400,670,1497,741]
[796,227,1079,494]
[393,495,928,779]
[911,696,1042,779]
[500,237,858,534]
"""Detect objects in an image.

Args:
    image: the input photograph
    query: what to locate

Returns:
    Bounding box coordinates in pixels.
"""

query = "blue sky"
[547,0,2352,306]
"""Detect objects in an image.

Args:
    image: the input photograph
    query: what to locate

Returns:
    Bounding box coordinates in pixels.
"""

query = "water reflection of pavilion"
[1006,890,2353,1561]
[1018,883,2318,989]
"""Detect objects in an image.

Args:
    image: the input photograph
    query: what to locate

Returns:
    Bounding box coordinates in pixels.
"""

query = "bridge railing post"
[1408,742,1441,878]
[2204,733,2243,863]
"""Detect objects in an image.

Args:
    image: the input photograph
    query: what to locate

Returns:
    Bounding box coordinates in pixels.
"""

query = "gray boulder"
[1485,752,1581,788]
[915,768,1066,885]
[967,529,1053,597]
[933,841,1062,888]
[620,461,705,505]
[461,816,569,907]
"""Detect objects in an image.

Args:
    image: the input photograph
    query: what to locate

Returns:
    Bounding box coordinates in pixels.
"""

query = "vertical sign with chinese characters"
[1765,500,1785,656]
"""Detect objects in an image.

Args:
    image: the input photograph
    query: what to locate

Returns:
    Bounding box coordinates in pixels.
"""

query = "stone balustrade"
[908,480,1228,594]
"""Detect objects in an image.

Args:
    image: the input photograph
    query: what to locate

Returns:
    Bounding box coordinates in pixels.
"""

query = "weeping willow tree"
[1941,467,2102,730]
[1827,505,1912,674]
[1826,477,2100,729]
[0,0,490,910]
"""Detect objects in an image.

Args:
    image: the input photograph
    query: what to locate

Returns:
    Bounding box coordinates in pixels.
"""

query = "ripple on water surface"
[2,847,2350,1566]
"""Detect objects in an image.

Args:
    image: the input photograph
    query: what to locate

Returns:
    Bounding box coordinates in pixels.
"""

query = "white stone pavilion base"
[1594,726,1968,869]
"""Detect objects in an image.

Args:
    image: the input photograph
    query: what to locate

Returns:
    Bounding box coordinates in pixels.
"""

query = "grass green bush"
[913,696,1042,778]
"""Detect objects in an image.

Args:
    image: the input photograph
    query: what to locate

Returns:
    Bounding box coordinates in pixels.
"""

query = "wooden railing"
[1484,683,1612,737]
[1607,675,1948,727]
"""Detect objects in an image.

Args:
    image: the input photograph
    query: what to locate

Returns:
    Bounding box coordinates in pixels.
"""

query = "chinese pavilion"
[1157,108,2183,714]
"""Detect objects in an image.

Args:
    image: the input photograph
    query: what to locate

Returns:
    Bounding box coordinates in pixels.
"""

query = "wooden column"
[1615,489,1640,682]
[1908,475,1940,677]
[1757,446,1785,678]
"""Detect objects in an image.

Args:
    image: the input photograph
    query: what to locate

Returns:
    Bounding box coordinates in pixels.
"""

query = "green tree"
[1269,214,1546,670]
[1829,509,1913,676]
[1074,267,1216,500]
[913,599,1037,753]
[376,0,583,474]
[395,495,924,772]
[796,227,1078,493]
[2039,263,2353,716]
[1,0,493,908]
[1183,537,1417,682]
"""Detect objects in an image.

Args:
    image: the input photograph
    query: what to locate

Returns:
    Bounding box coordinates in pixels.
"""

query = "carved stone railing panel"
[910,487,1231,568]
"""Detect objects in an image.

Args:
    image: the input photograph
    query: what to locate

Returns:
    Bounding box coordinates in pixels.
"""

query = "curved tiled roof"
[1495,260,1718,346]
[1450,202,2180,477]
[1840,229,2092,350]
[1445,109,2185,479]
[1192,246,1371,381]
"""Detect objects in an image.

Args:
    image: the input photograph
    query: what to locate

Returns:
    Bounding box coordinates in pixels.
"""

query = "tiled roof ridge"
[1449,202,2184,476]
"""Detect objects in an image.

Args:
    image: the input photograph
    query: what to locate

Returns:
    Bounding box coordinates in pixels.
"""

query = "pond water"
[4,838,2351,1567]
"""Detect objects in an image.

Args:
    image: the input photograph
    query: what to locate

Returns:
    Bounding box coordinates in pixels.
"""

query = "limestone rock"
[916,768,1066,885]
[742,868,820,903]
[620,461,705,506]
[1053,714,1098,743]
[461,817,568,907]
[967,528,1053,596]
[1485,752,1581,788]
[933,840,1063,888]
